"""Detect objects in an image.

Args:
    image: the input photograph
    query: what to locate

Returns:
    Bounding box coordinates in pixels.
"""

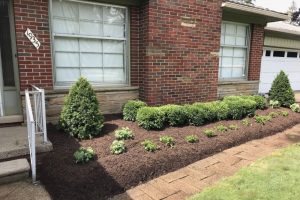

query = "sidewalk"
[111,124,300,200]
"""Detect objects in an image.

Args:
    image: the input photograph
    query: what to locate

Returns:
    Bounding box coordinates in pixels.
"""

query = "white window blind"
[52,0,128,85]
[219,22,249,79]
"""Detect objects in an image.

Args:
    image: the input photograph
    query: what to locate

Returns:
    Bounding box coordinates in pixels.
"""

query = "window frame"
[219,21,251,81]
[49,0,131,88]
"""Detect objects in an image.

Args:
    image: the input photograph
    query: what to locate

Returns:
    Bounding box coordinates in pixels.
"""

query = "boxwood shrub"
[160,105,188,126]
[185,104,207,126]
[193,101,229,122]
[223,96,257,120]
[123,100,147,121]
[136,107,165,130]
[240,95,267,110]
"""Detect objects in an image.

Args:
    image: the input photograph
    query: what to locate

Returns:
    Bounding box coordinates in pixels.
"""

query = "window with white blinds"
[219,22,250,79]
[51,0,128,86]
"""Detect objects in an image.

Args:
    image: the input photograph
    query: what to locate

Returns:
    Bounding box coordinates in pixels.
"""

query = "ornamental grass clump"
[59,77,104,139]
[269,71,295,107]
[123,100,147,121]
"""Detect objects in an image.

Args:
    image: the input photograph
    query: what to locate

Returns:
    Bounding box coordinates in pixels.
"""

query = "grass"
[189,144,300,200]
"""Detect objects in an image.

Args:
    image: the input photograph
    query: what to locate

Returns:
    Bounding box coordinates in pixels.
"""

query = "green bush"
[223,96,257,120]
[110,140,126,155]
[160,105,188,126]
[193,101,229,122]
[269,71,295,107]
[59,77,104,139]
[185,105,207,126]
[290,103,300,113]
[141,140,158,152]
[160,136,175,147]
[114,127,134,140]
[136,107,165,130]
[185,135,199,143]
[123,100,147,121]
[204,129,216,138]
[254,115,272,125]
[216,125,228,132]
[229,124,238,130]
[74,147,95,164]
[241,95,267,110]
[269,100,280,109]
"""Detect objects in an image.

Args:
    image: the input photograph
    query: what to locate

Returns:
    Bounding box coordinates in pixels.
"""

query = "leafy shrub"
[110,140,126,155]
[229,124,238,130]
[59,77,104,139]
[74,147,95,164]
[185,105,207,126]
[254,115,271,125]
[160,136,175,147]
[223,96,257,119]
[241,95,267,110]
[185,135,199,143]
[241,119,251,126]
[141,140,158,152]
[216,125,228,132]
[123,100,147,121]
[290,103,300,113]
[114,127,134,140]
[279,111,289,117]
[269,100,280,109]
[160,105,188,126]
[269,112,279,118]
[136,107,165,130]
[269,71,295,107]
[204,129,216,138]
[193,101,229,122]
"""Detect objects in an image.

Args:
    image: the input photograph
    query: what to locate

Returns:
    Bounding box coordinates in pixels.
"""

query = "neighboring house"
[0,0,287,124]
[260,21,300,94]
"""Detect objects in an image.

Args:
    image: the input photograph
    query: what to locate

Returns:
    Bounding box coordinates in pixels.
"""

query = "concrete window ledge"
[218,80,260,86]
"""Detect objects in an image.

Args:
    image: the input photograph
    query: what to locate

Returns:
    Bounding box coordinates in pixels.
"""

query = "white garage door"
[259,48,300,94]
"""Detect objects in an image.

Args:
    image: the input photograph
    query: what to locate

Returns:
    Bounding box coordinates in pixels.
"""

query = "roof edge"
[222,1,288,21]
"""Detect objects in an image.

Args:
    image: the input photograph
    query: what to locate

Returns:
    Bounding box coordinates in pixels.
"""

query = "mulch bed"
[39,108,300,200]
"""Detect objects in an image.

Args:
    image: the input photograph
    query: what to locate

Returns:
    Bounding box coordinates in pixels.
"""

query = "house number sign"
[25,28,41,50]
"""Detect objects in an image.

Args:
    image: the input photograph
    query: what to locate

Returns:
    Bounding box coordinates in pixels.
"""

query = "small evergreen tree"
[269,71,295,107]
[59,77,104,139]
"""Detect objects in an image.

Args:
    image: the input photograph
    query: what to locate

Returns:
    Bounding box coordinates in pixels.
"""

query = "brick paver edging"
[111,124,300,200]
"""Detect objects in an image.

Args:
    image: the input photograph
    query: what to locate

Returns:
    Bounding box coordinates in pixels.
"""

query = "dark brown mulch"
[39,108,300,200]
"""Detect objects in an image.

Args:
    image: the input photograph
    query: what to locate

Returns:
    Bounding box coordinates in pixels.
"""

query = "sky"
[256,0,300,12]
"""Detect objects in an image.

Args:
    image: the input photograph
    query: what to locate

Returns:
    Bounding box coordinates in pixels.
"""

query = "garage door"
[259,48,300,94]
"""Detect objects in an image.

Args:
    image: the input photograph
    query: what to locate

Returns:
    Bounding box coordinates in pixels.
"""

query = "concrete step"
[0,159,30,185]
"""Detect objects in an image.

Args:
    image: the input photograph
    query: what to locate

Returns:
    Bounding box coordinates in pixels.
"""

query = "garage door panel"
[259,48,300,93]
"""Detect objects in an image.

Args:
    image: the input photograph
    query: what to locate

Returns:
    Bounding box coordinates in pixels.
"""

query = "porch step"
[0,159,30,185]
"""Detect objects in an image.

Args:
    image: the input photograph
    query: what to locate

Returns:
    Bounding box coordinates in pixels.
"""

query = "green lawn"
[189,144,300,200]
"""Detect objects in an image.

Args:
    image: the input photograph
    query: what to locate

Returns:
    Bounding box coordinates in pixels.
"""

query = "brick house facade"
[0,0,287,123]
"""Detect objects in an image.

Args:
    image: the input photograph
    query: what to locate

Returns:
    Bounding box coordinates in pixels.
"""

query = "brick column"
[13,0,53,90]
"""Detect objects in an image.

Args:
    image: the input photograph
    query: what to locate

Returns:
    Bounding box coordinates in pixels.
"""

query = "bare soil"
[39,108,300,200]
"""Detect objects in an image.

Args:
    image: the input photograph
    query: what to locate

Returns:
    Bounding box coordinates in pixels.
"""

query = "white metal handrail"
[25,85,47,183]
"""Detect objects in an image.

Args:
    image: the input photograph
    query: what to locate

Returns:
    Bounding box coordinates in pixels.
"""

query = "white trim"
[0,47,4,117]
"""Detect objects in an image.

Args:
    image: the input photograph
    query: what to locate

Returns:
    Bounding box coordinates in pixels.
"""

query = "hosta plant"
[216,125,228,132]
[114,127,134,140]
[241,119,251,126]
[160,136,175,147]
[269,100,280,109]
[204,129,216,138]
[185,135,199,143]
[279,111,289,117]
[74,147,95,164]
[290,103,300,113]
[254,115,272,125]
[228,124,238,130]
[110,140,126,155]
[141,140,158,152]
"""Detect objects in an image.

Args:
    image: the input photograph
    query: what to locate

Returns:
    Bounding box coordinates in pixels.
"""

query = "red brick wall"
[13,0,53,90]
[130,6,140,87]
[137,0,223,105]
[248,24,264,81]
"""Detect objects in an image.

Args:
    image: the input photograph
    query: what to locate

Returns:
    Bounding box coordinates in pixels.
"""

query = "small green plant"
[216,125,228,132]
[74,147,95,164]
[110,140,126,155]
[185,135,199,143]
[241,119,251,126]
[269,100,280,109]
[114,127,134,140]
[254,115,272,125]
[279,111,289,117]
[204,129,216,138]
[123,100,147,121]
[141,140,158,152]
[269,112,279,118]
[229,124,238,130]
[290,103,300,113]
[269,70,295,107]
[160,136,175,147]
